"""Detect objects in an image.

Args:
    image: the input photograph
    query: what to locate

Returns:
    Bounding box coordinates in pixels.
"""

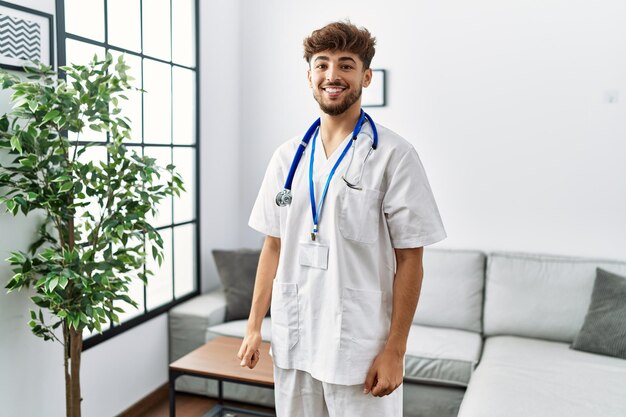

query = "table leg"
[169,369,179,417]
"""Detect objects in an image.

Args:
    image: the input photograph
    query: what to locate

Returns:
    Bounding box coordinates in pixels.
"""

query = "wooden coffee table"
[169,336,275,417]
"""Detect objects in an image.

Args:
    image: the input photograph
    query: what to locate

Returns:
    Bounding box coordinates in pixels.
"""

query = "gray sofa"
[168,249,626,417]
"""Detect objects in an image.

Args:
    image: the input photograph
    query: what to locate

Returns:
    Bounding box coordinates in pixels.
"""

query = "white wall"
[238,0,626,261]
[200,0,242,291]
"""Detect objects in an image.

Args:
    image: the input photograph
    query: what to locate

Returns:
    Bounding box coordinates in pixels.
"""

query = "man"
[238,21,446,416]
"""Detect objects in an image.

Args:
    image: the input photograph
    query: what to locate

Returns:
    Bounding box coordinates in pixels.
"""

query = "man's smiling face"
[308,50,372,116]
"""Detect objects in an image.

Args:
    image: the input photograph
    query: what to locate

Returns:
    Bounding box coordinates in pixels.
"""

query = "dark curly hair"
[303,21,376,70]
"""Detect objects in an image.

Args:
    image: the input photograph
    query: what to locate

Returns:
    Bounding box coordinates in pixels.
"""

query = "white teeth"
[325,87,344,93]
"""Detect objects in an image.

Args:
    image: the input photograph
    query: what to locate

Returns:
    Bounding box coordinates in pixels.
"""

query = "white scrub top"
[249,121,446,386]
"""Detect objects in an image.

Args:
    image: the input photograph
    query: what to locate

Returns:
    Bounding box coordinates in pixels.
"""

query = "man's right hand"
[237,236,280,369]
[237,330,263,369]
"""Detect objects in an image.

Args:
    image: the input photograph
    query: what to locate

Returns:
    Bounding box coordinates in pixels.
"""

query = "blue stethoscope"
[275,109,378,240]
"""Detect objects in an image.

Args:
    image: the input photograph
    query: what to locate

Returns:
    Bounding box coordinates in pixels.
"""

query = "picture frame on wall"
[0,0,54,71]
[362,69,386,107]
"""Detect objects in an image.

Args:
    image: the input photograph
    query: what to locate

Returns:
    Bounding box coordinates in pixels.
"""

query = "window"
[55,0,200,349]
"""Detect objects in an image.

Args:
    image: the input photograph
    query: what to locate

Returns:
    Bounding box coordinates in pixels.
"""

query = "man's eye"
[341,65,354,70]
[316,65,327,70]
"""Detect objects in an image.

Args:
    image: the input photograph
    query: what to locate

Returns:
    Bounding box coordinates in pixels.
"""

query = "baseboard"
[117,383,168,417]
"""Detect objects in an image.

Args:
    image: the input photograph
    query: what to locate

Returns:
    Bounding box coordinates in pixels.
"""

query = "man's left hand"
[363,347,404,397]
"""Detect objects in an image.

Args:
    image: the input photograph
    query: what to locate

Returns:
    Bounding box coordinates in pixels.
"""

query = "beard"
[313,83,362,116]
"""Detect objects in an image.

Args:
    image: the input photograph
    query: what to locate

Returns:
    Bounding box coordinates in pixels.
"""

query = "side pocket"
[341,287,387,341]
[338,187,383,244]
[340,287,389,376]
[270,282,300,350]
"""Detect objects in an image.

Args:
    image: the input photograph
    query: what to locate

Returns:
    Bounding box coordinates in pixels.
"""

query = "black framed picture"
[362,69,386,107]
[0,0,54,71]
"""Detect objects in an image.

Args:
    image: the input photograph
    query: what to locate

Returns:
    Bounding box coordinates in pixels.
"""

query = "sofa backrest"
[414,248,486,333]
[484,252,626,342]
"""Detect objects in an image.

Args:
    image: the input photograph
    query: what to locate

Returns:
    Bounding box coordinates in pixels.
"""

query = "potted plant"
[0,54,184,417]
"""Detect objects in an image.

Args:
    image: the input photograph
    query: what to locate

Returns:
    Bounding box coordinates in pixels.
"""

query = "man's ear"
[362,68,373,88]
[307,69,312,88]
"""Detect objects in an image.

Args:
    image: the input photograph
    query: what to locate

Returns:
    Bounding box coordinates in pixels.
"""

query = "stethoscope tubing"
[282,110,377,193]
[283,117,321,194]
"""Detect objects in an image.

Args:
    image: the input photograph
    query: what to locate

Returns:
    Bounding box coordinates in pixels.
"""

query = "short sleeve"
[248,149,282,237]
[383,147,446,248]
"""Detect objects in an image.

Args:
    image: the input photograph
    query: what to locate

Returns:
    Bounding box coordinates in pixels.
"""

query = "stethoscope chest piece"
[275,189,293,207]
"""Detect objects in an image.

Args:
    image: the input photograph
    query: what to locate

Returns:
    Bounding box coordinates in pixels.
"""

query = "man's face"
[307,50,372,116]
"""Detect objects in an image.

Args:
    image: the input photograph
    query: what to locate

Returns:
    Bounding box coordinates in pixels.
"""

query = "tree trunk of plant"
[64,323,70,417]
[64,323,83,417]
[70,327,83,417]
[68,184,81,416]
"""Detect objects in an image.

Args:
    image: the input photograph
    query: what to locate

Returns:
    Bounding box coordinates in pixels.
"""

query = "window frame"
[54,0,201,351]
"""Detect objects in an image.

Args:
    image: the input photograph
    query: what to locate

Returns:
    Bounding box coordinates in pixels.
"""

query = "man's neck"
[319,104,362,149]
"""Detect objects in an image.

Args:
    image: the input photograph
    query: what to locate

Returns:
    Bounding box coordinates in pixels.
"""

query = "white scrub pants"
[273,366,403,417]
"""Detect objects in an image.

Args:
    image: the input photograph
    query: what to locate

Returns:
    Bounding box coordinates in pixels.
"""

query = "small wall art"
[0,1,54,71]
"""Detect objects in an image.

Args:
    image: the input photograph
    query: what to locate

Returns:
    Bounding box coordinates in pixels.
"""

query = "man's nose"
[325,66,340,82]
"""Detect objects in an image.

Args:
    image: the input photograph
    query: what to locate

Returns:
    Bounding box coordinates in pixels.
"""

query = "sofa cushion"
[169,289,228,361]
[168,289,228,395]
[457,336,626,417]
[206,318,272,342]
[404,324,482,387]
[484,252,626,342]
[212,249,261,321]
[414,249,486,333]
[572,268,626,359]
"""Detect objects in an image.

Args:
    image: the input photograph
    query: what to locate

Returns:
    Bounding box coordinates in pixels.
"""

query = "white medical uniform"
[249,120,446,415]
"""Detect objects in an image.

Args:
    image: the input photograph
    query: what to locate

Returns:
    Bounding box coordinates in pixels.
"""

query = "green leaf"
[42,110,60,124]
[59,182,73,193]
[7,251,27,264]
[19,157,34,168]
[5,199,16,213]
[48,277,59,292]
[14,196,27,207]
[5,277,20,292]
[80,312,89,324]
[28,100,38,112]
[58,275,69,289]
[10,135,22,154]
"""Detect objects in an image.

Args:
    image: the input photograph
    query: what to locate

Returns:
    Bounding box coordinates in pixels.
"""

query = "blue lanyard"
[308,110,367,240]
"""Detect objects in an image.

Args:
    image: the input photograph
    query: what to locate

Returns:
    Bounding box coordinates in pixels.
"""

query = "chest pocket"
[338,186,383,244]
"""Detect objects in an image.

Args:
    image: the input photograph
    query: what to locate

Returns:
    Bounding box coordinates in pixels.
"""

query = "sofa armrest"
[168,288,227,362]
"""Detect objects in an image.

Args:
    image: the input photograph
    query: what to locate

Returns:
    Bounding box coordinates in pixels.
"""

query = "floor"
[134,392,275,417]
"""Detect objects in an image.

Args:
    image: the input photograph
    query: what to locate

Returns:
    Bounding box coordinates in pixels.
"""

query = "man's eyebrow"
[313,56,330,63]
[312,56,357,64]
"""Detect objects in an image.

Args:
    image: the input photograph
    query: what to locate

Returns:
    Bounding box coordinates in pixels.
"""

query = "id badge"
[299,242,329,270]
